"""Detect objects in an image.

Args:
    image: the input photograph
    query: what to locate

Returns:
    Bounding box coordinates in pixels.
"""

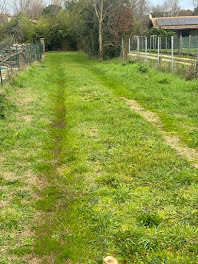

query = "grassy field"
[89,58,198,150]
[0,52,198,264]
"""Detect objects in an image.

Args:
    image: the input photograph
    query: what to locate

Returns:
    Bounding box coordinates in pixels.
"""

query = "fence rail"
[0,43,44,83]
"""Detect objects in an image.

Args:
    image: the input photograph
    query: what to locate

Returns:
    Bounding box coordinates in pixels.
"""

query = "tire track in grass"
[34,67,70,263]
[33,53,198,264]
[123,98,198,168]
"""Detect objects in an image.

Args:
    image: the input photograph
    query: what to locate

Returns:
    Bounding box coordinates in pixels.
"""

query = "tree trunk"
[99,19,103,59]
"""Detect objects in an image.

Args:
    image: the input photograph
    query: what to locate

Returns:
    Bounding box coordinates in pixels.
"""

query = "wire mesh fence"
[128,35,198,78]
[130,35,198,56]
[0,42,44,84]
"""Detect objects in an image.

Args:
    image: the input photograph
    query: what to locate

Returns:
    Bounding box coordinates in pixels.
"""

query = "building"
[150,16,198,37]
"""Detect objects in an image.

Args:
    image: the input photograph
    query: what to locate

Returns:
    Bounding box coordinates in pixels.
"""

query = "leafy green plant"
[138,63,148,73]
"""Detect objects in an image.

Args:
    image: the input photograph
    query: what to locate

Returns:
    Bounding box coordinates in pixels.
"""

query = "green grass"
[87,58,198,150]
[0,52,198,263]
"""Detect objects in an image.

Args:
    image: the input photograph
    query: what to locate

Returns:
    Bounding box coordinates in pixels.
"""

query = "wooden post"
[145,36,148,62]
[171,36,174,73]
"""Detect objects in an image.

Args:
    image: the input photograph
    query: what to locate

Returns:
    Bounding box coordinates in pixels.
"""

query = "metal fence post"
[188,35,191,55]
[16,45,19,71]
[195,49,198,76]
[157,37,160,66]
[129,38,131,54]
[179,33,182,54]
[150,37,151,52]
[171,36,174,73]
[122,38,124,61]
[0,68,2,84]
[137,36,140,59]
[145,37,147,63]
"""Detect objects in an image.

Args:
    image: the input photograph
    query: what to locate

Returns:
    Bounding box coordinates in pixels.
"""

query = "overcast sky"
[151,0,194,10]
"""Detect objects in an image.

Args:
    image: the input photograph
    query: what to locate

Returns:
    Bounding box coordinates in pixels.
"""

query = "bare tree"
[9,0,30,14]
[165,0,180,16]
[90,0,125,58]
[129,0,150,16]
[51,0,64,5]
[193,0,198,8]
[0,0,7,14]
[151,0,180,17]
[91,0,105,58]
[26,0,46,19]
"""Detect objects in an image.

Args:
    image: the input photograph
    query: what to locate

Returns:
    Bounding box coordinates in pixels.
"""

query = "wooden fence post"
[40,38,45,53]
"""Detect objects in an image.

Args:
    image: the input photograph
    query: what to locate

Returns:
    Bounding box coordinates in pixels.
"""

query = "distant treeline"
[0,1,140,58]
[2,0,196,58]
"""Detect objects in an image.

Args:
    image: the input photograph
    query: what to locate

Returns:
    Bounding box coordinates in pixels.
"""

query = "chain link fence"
[0,42,44,84]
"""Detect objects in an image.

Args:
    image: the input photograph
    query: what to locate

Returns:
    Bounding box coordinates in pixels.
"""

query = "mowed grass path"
[0,52,197,264]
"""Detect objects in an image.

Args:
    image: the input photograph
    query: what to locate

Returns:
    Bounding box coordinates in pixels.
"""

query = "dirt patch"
[26,255,42,264]
[125,99,161,126]
[21,115,32,122]
[17,96,33,105]
[123,98,198,169]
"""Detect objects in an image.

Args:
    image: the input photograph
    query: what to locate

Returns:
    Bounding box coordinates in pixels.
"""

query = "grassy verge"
[87,57,198,150]
[0,52,198,264]
[0,62,60,263]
